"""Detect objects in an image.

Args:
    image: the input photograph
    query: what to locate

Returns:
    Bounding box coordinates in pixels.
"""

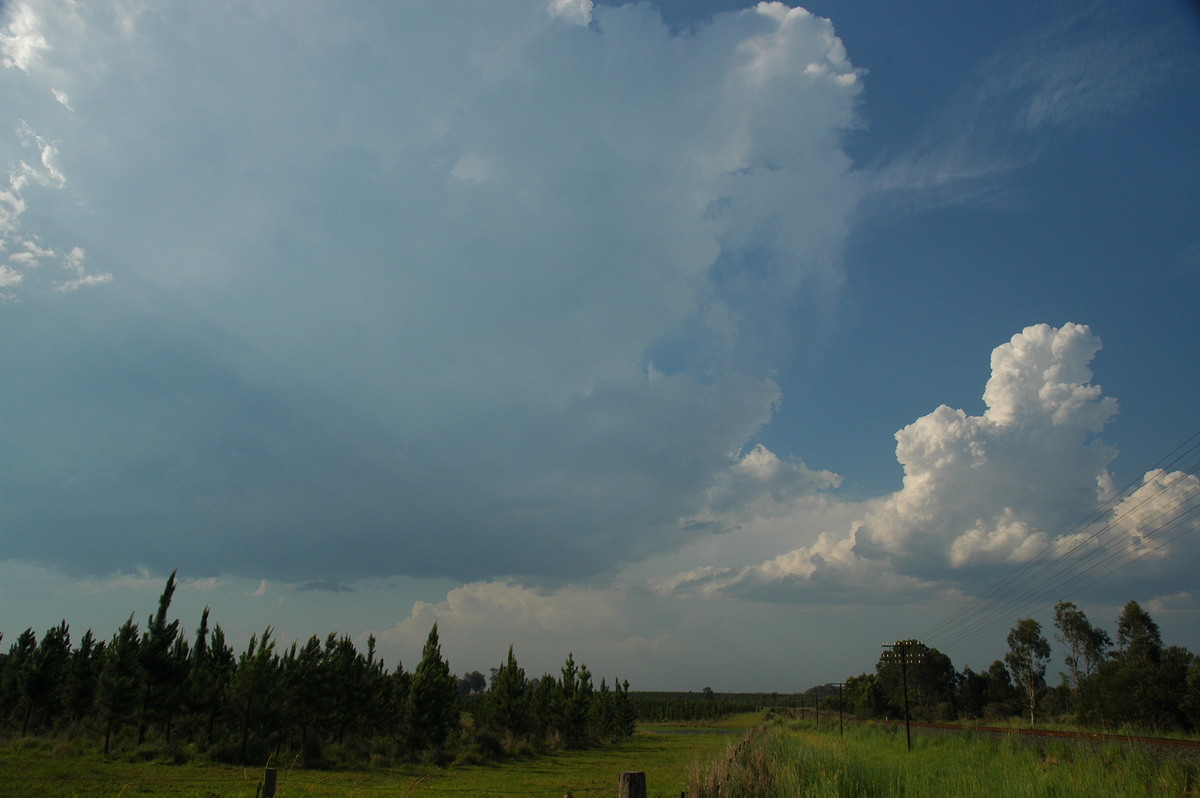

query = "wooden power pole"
[881,640,927,752]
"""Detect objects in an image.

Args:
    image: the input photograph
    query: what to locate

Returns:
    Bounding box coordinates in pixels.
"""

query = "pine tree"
[406,624,458,756]
[200,623,235,747]
[138,569,182,745]
[229,627,280,763]
[28,621,72,732]
[280,635,328,763]
[68,629,104,724]
[96,616,142,754]
[387,661,412,748]
[5,628,38,734]
[555,653,591,747]
[486,645,529,741]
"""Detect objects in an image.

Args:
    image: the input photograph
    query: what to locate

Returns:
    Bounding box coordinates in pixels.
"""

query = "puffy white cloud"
[692,443,841,521]
[0,1,863,582]
[663,323,1179,604]
[547,0,592,26]
[1101,469,1200,577]
[371,580,672,678]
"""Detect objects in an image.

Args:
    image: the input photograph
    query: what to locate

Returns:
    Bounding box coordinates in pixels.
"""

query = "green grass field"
[688,714,1200,798]
[0,713,760,798]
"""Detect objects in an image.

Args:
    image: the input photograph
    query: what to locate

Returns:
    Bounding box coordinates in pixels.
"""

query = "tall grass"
[686,714,1199,798]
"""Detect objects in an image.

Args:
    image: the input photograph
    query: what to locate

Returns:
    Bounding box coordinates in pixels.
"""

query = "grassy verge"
[687,714,1199,798]
[0,713,760,798]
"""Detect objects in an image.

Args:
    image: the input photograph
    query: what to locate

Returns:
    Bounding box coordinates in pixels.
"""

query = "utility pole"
[881,640,927,752]
[831,682,845,736]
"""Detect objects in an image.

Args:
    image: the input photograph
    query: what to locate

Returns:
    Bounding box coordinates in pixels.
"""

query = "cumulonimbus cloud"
[0,1,863,582]
[665,322,1199,603]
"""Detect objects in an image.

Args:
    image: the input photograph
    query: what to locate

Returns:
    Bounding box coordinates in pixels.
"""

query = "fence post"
[618,771,646,798]
[263,766,277,798]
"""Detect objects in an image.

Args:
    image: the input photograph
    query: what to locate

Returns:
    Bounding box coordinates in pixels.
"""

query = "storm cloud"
[0,1,862,582]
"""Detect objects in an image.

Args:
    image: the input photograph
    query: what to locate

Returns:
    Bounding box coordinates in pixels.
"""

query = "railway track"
[794,709,1200,755]
[907,720,1200,755]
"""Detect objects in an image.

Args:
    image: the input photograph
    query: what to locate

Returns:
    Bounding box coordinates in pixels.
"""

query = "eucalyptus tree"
[1052,601,1110,718]
[1005,618,1050,728]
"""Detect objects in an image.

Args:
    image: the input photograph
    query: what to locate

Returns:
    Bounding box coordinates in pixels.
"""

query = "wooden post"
[618,771,646,798]
[263,766,277,798]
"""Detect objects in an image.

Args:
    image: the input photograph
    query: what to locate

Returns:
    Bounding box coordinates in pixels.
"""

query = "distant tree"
[96,616,142,754]
[362,634,391,740]
[615,679,636,738]
[324,634,367,743]
[957,667,988,718]
[197,621,235,747]
[67,629,104,724]
[1094,601,1192,730]
[1184,657,1200,730]
[486,646,528,740]
[844,673,886,719]
[5,624,38,729]
[555,653,592,747]
[1116,600,1163,664]
[28,621,72,732]
[875,642,948,720]
[984,659,1016,712]
[387,661,412,747]
[912,648,958,720]
[406,624,458,756]
[278,635,327,763]
[588,678,620,741]
[229,627,280,763]
[458,670,487,697]
[1005,618,1050,728]
[138,569,184,744]
[528,673,558,740]
[1052,601,1110,719]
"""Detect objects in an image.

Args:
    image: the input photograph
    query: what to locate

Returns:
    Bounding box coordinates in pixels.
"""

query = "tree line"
[836,600,1200,732]
[629,689,785,723]
[0,571,635,766]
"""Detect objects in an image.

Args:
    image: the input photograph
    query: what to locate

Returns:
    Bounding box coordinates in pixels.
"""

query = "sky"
[1,0,1198,691]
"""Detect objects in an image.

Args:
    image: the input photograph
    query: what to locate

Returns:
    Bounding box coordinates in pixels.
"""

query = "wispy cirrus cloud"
[866,1,1180,212]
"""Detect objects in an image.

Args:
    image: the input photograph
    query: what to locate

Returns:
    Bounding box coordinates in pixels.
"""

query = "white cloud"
[547,0,592,26]
[1147,591,1198,614]
[1103,469,1200,572]
[693,443,841,521]
[0,3,49,72]
[664,323,1140,603]
[372,580,651,676]
[866,6,1177,214]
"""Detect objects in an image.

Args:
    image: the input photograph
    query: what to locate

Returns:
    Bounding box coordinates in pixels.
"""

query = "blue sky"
[1,0,1197,690]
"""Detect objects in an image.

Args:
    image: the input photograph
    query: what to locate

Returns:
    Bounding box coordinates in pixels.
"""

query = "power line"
[917,426,1200,654]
